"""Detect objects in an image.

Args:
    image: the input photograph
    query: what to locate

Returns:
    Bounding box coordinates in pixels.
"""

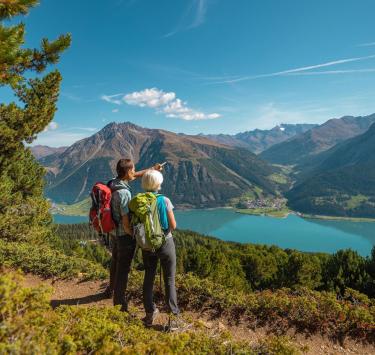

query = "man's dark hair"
[116,159,134,179]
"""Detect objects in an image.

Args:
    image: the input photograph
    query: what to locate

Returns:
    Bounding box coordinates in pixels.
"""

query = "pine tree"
[0,0,71,243]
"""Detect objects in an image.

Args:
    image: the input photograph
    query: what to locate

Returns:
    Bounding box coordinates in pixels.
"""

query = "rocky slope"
[41,122,281,206]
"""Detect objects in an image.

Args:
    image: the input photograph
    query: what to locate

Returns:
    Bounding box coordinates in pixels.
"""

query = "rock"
[218,321,226,331]
[203,321,213,329]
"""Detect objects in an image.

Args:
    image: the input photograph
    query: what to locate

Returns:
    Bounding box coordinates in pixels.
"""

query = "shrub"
[152,273,375,342]
[0,239,107,280]
[0,272,303,354]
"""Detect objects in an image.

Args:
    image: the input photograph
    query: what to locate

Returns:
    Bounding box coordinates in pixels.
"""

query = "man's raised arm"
[134,163,163,179]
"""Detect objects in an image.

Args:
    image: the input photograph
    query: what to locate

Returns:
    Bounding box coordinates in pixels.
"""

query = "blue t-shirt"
[154,194,174,233]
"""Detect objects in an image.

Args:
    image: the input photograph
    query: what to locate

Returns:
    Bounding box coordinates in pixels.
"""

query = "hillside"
[14,273,374,355]
[30,145,67,159]
[260,114,375,165]
[41,122,282,206]
[2,224,375,354]
[287,123,375,217]
[202,123,316,154]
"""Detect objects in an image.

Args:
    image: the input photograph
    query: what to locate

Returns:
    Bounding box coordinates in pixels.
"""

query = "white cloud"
[43,121,58,132]
[189,0,208,29]
[163,0,209,38]
[285,68,375,76]
[123,88,220,121]
[102,87,221,121]
[162,98,220,120]
[101,93,124,105]
[212,54,375,84]
[112,108,119,113]
[124,88,175,108]
[358,42,375,47]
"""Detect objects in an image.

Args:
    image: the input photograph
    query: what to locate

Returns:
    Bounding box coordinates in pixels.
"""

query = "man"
[105,158,162,311]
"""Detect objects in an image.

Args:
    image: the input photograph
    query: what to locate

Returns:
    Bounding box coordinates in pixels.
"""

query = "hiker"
[105,159,162,311]
[130,170,182,331]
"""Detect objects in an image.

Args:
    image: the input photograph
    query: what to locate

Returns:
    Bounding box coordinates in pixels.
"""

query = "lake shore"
[52,202,375,222]
[235,208,290,218]
[300,213,375,223]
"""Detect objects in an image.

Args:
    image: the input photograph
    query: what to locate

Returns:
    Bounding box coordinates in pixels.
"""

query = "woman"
[140,170,182,331]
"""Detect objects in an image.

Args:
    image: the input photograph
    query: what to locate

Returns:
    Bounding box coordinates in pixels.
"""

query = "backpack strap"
[155,194,169,231]
[109,180,131,193]
[109,181,132,227]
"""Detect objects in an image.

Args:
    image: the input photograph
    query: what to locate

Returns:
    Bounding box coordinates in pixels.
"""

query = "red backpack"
[89,182,115,234]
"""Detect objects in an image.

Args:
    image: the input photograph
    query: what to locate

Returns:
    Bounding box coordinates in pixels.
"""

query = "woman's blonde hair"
[142,170,164,191]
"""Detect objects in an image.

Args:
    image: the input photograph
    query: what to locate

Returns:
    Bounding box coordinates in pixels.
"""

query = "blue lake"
[53,209,375,256]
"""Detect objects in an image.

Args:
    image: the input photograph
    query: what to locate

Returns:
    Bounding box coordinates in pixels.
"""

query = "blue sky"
[3,0,375,146]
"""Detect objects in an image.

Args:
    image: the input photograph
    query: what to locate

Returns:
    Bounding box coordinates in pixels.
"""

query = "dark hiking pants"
[109,234,117,292]
[113,235,136,308]
[142,237,179,315]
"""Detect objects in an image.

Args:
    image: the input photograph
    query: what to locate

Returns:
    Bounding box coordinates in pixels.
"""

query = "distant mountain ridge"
[287,122,375,217]
[201,123,317,153]
[30,145,67,160]
[260,114,375,165]
[41,122,281,207]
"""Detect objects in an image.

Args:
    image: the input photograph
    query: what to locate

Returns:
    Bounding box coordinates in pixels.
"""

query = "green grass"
[229,188,267,207]
[346,194,369,210]
[53,197,91,216]
[268,173,289,185]
[236,207,290,218]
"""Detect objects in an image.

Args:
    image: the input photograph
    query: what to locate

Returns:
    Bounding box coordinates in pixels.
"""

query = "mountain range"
[201,123,317,154]
[260,114,375,166]
[34,113,375,217]
[30,145,67,160]
[287,121,375,217]
[40,122,283,207]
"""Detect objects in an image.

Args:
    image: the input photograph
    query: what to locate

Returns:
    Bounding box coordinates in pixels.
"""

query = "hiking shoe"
[103,286,113,299]
[143,308,160,327]
[120,303,128,313]
[165,314,189,332]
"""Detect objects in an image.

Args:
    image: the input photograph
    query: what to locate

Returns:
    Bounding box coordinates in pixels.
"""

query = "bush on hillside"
[125,272,375,343]
[173,274,375,342]
[0,272,302,354]
[0,239,107,280]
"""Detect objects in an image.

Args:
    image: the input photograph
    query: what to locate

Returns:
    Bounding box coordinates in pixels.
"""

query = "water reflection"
[174,208,242,235]
[305,218,375,248]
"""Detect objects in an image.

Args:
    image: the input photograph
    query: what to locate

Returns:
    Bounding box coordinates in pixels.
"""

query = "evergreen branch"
[0,0,39,20]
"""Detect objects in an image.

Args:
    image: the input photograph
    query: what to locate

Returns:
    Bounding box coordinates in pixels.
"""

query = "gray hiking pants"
[142,237,179,315]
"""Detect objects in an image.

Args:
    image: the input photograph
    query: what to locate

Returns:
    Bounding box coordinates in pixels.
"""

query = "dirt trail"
[23,274,375,355]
